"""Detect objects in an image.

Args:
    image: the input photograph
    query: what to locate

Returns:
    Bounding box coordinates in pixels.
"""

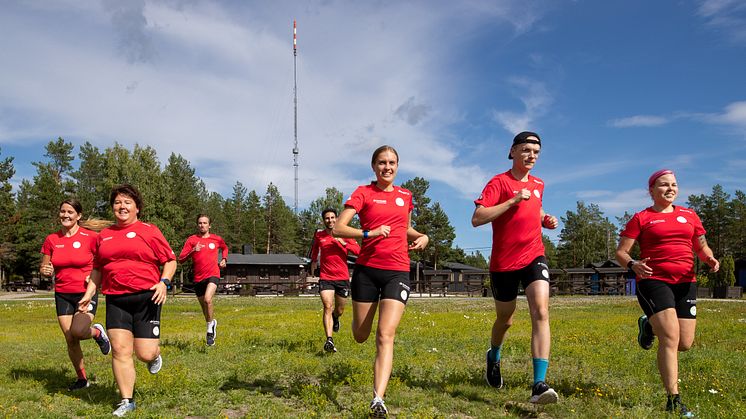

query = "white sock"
[207,320,215,333]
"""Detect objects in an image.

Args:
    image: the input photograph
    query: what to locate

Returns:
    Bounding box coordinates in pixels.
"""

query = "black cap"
[508,131,541,159]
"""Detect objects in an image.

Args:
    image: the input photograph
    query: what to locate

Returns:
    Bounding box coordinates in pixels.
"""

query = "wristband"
[160,278,171,287]
[363,230,369,239]
[626,260,636,269]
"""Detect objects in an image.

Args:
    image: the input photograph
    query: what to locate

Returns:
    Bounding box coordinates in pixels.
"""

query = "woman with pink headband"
[616,169,719,417]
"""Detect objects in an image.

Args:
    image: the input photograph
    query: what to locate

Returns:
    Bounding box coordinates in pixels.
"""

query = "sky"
[1,0,745,254]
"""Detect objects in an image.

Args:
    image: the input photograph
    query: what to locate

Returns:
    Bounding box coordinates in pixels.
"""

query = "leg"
[352,301,378,343]
[373,299,406,399]
[133,338,161,364]
[491,299,516,348]
[69,311,95,340]
[109,329,136,399]
[334,292,347,318]
[649,308,680,395]
[57,315,86,379]
[320,290,335,338]
[525,280,551,359]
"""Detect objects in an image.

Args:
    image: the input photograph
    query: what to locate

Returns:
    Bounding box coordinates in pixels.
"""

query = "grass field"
[1,293,744,418]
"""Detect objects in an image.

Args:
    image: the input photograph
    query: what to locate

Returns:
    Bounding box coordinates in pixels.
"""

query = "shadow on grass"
[161,337,207,353]
[394,364,494,403]
[8,367,117,406]
[220,371,345,411]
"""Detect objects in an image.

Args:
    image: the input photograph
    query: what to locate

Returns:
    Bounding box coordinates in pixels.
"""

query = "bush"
[709,255,736,287]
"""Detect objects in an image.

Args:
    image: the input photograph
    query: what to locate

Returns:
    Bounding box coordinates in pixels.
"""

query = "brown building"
[222,253,307,295]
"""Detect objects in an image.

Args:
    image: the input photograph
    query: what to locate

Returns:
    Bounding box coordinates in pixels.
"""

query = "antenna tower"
[292,19,299,214]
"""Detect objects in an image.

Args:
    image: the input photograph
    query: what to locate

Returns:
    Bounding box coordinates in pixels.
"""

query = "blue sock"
[489,344,501,362]
[533,358,549,384]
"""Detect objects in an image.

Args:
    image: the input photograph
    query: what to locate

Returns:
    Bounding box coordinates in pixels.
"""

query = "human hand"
[408,234,429,250]
[632,258,653,278]
[542,214,559,229]
[194,242,204,252]
[372,225,391,238]
[150,281,168,305]
[219,259,227,268]
[512,189,531,204]
[40,262,54,277]
[707,256,720,272]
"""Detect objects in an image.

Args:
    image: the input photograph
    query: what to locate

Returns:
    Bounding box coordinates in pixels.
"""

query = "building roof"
[226,253,307,266]
[443,262,485,271]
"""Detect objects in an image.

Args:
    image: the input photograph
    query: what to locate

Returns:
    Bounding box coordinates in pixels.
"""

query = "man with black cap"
[471,131,560,404]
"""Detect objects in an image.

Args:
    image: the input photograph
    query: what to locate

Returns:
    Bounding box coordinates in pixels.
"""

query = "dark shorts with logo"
[351,265,410,304]
[55,292,99,316]
[637,280,697,319]
[106,290,162,338]
[490,256,550,302]
[319,279,350,298]
[194,276,219,297]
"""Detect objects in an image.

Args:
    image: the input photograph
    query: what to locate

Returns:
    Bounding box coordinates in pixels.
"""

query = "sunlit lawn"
[1,293,744,418]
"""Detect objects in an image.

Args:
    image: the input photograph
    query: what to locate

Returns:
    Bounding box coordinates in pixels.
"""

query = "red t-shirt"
[344,182,413,272]
[620,206,706,284]
[474,171,546,272]
[94,221,176,295]
[310,230,361,280]
[178,234,229,282]
[41,227,98,293]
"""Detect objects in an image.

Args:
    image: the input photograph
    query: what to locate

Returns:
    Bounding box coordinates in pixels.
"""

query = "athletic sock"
[76,367,87,380]
[91,327,101,339]
[489,344,502,362]
[207,320,215,334]
[533,358,549,384]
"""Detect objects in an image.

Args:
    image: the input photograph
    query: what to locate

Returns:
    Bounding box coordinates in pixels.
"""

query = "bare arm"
[406,213,429,250]
[150,259,177,305]
[78,268,102,312]
[333,207,391,239]
[616,236,652,278]
[540,208,559,229]
[471,189,530,227]
[39,254,54,277]
[694,235,719,272]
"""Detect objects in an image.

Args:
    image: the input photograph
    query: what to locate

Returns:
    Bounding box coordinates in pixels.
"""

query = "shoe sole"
[530,388,558,404]
[148,355,162,374]
[93,324,111,355]
[370,405,388,418]
[637,316,653,350]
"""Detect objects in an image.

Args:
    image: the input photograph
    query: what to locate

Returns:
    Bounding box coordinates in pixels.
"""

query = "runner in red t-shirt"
[178,214,228,346]
[333,145,429,417]
[39,199,110,391]
[471,131,559,404]
[79,184,176,417]
[309,208,360,352]
[616,169,718,417]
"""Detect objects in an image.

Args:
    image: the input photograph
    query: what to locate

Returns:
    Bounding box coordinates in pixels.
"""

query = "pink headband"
[648,169,674,188]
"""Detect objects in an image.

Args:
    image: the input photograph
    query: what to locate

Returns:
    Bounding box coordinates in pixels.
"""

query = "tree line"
[0,139,740,281]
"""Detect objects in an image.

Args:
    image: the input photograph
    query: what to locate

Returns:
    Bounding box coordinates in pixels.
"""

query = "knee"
[353,330,369,343]
[494,317,512,331]
[531,306,549,323]
[678,339,693,352]
[322,302,334,313]
[375,328,396,347]
[135,348,159,363]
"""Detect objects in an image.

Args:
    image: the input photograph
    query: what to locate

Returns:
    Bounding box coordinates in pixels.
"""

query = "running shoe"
[369,396,388,418]
[332,313,340,333]
[112,399,136,417]
[92,323,111,355]
[147,354,162,374]
[206,319,217,346]
[529,381,558,404]
[666,394,695,418]
[637,314,655,350]
[485,350,504,388]
[324,338,337,353]
[67,378,89,391]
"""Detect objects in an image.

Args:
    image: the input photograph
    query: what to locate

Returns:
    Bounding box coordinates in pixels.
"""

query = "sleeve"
[178,236,193,262]
[620,212,641,240]
[345,238,361,256]
[40,234,54,255]
[474,178,501,208]
[691,210,706,237]
[147,225,176,264]
[309,233,320,261]
[93,234,104,269]
[344,186,366,213]
[88,231,98,257]
[218,237,229,260]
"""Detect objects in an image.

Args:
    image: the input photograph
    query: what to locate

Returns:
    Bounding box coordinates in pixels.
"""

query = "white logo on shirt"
[55,244,65,248]
[533,190,541,199]
[395,197,405,207]
[676,216,687,224]
[649,219,665,225]
[209,243,216,250]
[126,232,137,239]
[73,241,81,249]
[690,306,697,316]
[373,199,387,204]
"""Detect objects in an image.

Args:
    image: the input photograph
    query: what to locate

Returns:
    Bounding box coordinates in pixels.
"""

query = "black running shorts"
[351,265,410,304]
[106,290,162,339]
[637,280,697,319]
[319,279,350,298]
[490,256,550,302]
[55,292,99,316]
[194,276,219,297]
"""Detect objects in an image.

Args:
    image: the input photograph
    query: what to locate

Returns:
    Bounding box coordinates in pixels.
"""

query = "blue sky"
[1,0,745,253]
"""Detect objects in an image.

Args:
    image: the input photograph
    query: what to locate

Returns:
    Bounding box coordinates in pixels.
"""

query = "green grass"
[0,294,744,418]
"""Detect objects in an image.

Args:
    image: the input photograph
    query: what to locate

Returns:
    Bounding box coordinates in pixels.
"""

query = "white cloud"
[609,115,669,128]
[492,77,553,134]
[697,0,746,43]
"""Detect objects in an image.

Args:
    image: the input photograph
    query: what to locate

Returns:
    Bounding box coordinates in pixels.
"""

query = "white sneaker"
[112,399,136,417]
[370,396,388,418]
[147,354,162,374]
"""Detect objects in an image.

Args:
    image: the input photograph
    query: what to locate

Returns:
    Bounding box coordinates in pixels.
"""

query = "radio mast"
[292,19,299,214]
